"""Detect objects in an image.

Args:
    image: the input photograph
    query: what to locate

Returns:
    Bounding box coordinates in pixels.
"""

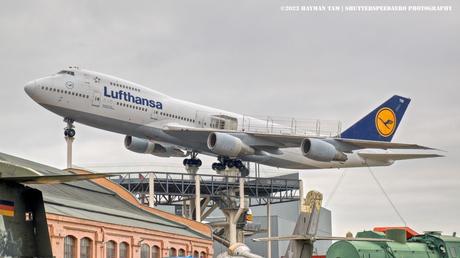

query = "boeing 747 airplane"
[24,67,440,175]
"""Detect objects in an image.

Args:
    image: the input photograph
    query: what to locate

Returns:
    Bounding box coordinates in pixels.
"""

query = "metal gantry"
[109,171,300,207]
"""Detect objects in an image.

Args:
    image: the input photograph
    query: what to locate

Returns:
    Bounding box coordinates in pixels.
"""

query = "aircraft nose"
[24,80,36,97]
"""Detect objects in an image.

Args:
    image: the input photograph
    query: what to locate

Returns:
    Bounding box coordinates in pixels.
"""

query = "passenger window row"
[116,102,148,112]
[41,86,89,99]
[110,82,140,92]
[158,111,195,123]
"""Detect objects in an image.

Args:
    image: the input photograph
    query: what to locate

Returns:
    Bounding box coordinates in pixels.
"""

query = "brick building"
[0,153,213,258]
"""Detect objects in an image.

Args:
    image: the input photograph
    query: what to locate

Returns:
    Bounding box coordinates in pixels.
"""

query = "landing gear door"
[92,91,101,107]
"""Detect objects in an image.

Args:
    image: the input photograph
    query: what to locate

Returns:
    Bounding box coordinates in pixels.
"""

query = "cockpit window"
[57,70,75,76]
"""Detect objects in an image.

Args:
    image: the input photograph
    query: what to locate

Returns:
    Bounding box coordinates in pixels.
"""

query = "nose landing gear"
[64,118,75,138]
[63,118,75,168]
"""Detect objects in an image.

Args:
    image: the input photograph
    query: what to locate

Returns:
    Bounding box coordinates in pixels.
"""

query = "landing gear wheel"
[239,167,250,177]
[234,160,243,169]
[193,159,202,167]
[64,118,76,138]
[212,162,225,171]
[226,160,235,168]
[64,128,75,137]
[183,152,202,168]
[68,129,75,137]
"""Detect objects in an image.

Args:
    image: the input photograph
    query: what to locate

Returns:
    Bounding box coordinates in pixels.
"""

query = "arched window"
[178,249,185,257]
[119,242,129,258]
[200,251,207,258]
[80,237,92,258]
[106,241,116,258]
[64,235,77,258]
[193,251,199,258]
[169,247,177,257]
[152,245,160,258]
[141,244,150,258]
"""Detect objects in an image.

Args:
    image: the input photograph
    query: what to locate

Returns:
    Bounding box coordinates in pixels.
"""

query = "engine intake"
[207,132,254,157]
[301,138,347,162]
[124,136,186,157]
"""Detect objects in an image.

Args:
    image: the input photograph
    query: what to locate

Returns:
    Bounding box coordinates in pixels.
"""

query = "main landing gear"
[183,151,202,168]
[212,156,250,177]
[64,118,75,138]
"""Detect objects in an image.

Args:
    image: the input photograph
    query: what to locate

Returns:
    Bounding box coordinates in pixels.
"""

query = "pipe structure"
[232,177,245,224]
[65,136,74,169]
[267,199,272,258]
[228,243,264,258]
[148,173,155,208]
[195,174,201,222]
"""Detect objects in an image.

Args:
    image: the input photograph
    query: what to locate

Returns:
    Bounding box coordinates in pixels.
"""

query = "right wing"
[163,125,436,151]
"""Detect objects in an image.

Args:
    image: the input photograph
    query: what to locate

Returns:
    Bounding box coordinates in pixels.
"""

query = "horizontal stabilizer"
[358,152,443,161]
[336,138,437,150]
[253,235,311,242]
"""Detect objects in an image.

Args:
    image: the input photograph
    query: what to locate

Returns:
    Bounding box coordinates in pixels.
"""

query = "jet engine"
[207,132,255,157]
[301,138,347,162]
[124,136,186,157]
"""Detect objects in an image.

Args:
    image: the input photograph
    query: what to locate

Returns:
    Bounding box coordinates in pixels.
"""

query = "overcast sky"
[1,0,459,236]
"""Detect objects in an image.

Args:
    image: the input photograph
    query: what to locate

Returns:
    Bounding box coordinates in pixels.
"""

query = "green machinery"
[327,229,460,258]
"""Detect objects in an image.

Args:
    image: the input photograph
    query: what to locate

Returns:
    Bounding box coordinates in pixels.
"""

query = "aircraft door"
[195,111,206,128]
[150,109,158,120]
[92,91,101,107]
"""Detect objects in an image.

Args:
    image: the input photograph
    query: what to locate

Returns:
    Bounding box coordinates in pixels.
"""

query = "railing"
[195,110,342,137]
[240,115,342,137]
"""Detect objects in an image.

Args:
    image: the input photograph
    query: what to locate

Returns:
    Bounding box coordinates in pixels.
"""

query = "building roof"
[0,152,212,240]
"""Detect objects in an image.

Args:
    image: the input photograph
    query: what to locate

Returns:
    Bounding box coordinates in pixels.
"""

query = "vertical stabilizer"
[341,95,411,142]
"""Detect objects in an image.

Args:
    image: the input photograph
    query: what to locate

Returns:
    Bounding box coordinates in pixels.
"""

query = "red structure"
[373,227,420,239]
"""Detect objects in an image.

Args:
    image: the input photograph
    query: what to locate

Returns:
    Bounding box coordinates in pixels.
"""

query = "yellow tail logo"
[375,108,396,137]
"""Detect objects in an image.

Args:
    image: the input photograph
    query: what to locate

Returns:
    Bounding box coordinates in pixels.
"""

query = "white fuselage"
[24,68,390,169]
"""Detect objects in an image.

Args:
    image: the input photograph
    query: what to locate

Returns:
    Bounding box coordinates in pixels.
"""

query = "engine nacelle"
[301,138,347,162]
[207,132,255,157]
[124,136,186,157]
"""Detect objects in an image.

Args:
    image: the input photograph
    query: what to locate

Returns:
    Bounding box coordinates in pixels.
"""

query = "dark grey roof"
[0,152,210,240]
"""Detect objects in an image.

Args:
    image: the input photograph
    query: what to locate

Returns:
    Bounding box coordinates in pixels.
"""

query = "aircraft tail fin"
[341,95,411,142]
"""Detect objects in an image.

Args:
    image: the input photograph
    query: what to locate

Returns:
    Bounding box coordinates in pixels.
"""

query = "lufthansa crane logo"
[375,107,396,137]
